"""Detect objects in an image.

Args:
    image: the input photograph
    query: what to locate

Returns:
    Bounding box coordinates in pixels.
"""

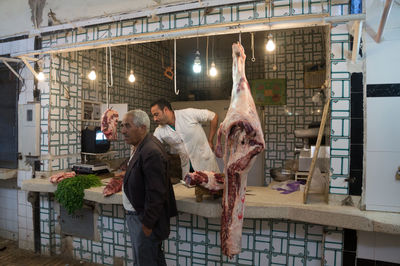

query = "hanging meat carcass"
[215,42,265,258]
[101,108,119,140]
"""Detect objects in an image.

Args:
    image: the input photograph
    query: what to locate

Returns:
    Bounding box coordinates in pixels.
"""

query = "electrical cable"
[206,36,209,76]
[105,46,113,107]
[174,38,178,95]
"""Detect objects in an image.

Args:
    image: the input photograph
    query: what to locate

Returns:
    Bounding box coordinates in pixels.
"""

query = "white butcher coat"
[153,108,220,177]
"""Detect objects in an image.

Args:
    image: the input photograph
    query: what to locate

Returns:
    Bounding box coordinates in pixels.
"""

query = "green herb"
[54,174,102,214]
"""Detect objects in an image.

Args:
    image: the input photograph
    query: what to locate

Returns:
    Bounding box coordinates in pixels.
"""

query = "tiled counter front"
[39,193,343,266]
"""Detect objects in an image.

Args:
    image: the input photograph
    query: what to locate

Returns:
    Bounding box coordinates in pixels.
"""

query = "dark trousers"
[126,211,167,266]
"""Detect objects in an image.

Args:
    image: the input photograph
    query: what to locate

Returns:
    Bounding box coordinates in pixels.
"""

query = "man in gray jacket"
[121,109,177,266]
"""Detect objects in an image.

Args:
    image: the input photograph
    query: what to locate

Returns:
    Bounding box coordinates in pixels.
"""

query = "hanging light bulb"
[209,62,217,77]
[37,71,45,81]
[128,69,136,83]
[88,66,97,80]
[266,33,276,52]
[193,50,201,73]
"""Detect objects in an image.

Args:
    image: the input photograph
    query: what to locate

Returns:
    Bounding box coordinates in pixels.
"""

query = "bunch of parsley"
[54,174,102,214]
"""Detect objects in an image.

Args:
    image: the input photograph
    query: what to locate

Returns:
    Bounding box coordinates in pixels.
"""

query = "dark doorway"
[0,62,19,169]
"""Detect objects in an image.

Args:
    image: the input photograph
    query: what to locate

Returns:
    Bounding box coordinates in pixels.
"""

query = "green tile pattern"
[39,194,343,265]
[40,0,351,193]
[37,2,351,265]
[329,22,350,194]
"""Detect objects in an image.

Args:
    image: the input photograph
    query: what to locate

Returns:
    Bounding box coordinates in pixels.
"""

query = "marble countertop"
[21,177,400,235]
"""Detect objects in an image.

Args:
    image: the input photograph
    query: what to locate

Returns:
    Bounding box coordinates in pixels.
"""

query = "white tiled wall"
[17,170,34,250]
[0,188,18,240]
[357,231,400,264]
[0,38,36,247]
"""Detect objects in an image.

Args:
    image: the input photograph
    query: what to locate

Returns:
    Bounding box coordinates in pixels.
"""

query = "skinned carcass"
[101,108,119,140]
[215,42,265,258]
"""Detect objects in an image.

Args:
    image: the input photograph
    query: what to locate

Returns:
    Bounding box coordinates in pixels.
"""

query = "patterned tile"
[37,2,349,265]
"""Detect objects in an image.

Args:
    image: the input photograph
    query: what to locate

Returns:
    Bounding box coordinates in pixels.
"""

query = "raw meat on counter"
[103,177,123,196]
[215,42,265,258]
[49,171,76,184]
[184,171,224,191]
[101,108,119,140]
[103,171,125,196]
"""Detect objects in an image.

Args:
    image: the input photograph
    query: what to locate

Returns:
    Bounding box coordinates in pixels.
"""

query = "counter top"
[0,168,17,180]
[21,177,400,235]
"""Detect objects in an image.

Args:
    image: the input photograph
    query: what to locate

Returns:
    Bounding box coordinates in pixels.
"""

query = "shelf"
[81,151,118,163]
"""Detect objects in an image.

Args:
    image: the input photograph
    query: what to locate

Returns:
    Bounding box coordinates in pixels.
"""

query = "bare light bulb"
[88,67,96,80]
[193,50,201,73]
[128,70,136,83]
[266,34,276,52]
[37,71,45,81]
[209,62,217,77]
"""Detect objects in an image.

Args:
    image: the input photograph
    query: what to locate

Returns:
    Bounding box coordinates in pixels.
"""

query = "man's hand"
[142,224,152,237]
[114,171,126,178]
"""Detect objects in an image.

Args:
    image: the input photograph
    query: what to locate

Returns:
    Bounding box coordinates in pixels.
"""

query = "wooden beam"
[375,0,393,43]
[1,59,24,82]
[352,20,363,62]
[366,0,393,43]
[303,91,331,204]
[19,56,39,79]
[0,57,22,63]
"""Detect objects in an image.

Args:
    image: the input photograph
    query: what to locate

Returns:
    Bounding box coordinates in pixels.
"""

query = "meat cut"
[103,176,123,196]
[215,42,265,257]
[49,171,76,184]
[101,108,119,140]
[184,171,224,191]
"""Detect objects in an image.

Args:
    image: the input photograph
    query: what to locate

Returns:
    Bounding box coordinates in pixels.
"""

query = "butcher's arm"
[154,127,189,177]
[175,142,190,177]
[208,113,218,151]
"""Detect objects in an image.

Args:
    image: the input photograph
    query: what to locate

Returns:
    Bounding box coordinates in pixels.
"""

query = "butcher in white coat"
[150,99,220,177]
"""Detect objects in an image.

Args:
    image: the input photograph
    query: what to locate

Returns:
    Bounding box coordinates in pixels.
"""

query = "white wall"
[0,0,184,39]
[17,170,35,250]
[365,0,400,84]
[357,231,400,263]
[364,0,400,212]
[0,188,18,240]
